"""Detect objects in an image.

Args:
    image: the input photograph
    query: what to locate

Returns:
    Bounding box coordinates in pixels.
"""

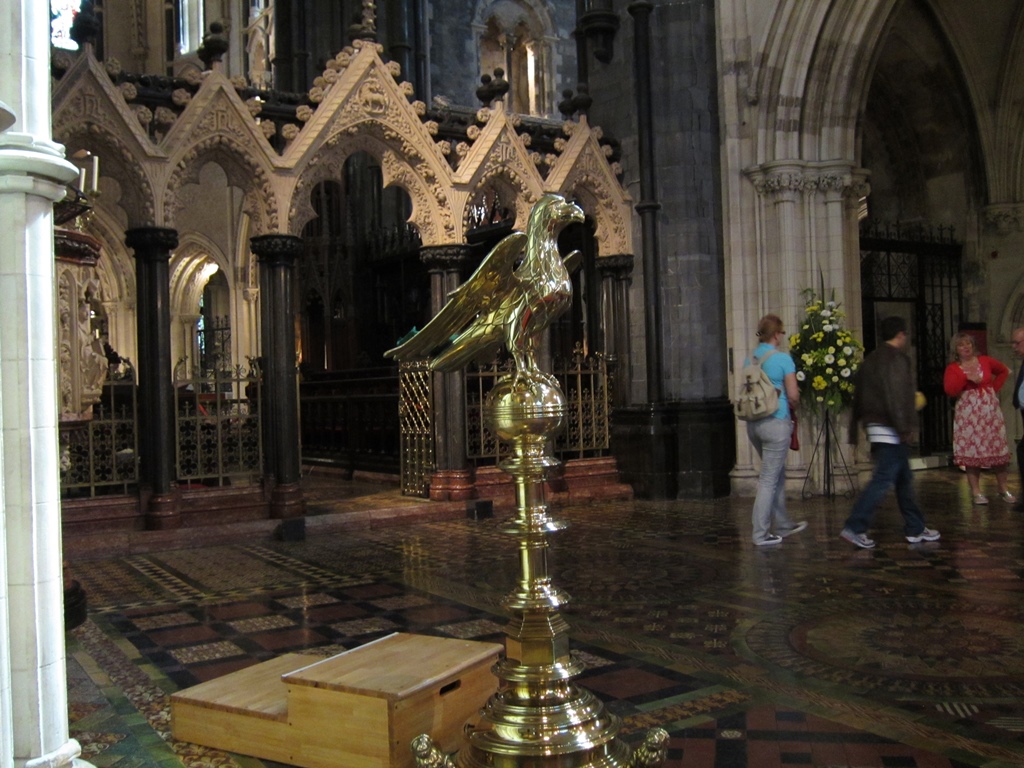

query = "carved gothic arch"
[164,137,279,234]
[289,130,455,245]
[82,208,137,309]
[55,125,157,228]
[471,0,556,36]
[170,233,229,319]
[751,0,898,164]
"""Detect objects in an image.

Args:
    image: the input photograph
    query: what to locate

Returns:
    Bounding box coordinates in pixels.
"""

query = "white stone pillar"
[0,3,91,768]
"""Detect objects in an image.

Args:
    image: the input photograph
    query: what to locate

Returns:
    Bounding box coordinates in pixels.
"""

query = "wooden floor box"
[170,632,502,768]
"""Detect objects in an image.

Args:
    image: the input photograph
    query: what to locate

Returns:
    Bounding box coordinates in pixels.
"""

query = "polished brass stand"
[414,374,668,767]
[392,194,667,767]
[462,376,666,767]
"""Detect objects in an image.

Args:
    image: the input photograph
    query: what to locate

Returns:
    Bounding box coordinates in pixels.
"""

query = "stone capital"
[250,233,303,267]
[125,226,179,259]
[596,253,634,280]
[982,203,1024,234]
[420,244,474,272]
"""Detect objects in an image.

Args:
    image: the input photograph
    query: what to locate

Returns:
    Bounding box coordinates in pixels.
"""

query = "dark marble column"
[420,244,476,501]
[251,234,305,520]
[597,254,634,407]
[126,226,181,529]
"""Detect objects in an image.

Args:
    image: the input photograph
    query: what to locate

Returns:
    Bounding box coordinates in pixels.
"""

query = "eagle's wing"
[562,249,582,275]
[384,231,527,363]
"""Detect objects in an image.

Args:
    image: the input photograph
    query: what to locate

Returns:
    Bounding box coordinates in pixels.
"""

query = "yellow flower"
[812,375,827,390]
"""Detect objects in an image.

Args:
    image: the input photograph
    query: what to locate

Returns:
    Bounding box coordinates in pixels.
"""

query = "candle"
[90,154,99,192]
[78,167,86,191]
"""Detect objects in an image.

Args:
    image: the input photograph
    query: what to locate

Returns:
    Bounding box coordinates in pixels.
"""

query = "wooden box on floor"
[170,632,502,768]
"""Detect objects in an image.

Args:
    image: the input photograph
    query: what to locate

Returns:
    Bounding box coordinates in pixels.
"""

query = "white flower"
[841,368,851,377]
[823,324,834,331]
[796,371,806,381]
[816,396,824,402]
[825,354,835,364]
[843,345,853,355]
[821,309,832,318]
[827,301,837,309]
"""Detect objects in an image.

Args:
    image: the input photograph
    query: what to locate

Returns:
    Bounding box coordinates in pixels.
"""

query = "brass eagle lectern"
[387,194,667,768]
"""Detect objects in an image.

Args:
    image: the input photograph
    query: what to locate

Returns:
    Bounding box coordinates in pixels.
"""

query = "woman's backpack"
[734,350,780,421]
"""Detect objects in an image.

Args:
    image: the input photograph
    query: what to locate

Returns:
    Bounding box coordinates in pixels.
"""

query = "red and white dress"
[944,355,1011,468]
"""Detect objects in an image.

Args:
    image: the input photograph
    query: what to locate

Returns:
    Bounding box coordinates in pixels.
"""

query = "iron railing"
[465,350,611,463]
[174,361,263,486]
[299,368,401,474]
[59,374,139,498]
[398,361,434,496]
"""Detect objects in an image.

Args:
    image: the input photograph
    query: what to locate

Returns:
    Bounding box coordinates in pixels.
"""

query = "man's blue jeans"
[844,442,927,536]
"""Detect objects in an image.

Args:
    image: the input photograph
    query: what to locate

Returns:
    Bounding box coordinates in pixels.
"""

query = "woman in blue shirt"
[745,314,807,545]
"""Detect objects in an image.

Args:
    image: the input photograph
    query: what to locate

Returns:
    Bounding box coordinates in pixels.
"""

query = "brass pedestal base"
[413,377,667,768]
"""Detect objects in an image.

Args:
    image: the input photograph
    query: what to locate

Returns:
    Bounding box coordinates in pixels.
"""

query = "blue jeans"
[746,416,794,542]
[844,442,927,536]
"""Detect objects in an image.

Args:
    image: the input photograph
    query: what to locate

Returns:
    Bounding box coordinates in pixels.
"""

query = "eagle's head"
[528,193,585,240]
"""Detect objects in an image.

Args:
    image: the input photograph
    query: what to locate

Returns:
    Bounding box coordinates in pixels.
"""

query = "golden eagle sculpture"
[385,193,584,383]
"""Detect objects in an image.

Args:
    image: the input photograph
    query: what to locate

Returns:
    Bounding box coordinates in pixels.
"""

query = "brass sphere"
[485,375,566,443]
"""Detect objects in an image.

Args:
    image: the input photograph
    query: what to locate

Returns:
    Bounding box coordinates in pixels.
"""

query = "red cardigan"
[943,355,1009,398]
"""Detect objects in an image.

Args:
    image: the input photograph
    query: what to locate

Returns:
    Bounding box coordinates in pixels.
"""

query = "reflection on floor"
[67,466,1024,768]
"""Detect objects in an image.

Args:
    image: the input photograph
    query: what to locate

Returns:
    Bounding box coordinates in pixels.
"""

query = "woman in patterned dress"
[943,332,1016,504]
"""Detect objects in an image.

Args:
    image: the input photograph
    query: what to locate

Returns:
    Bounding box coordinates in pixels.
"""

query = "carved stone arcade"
[50,31,635,523]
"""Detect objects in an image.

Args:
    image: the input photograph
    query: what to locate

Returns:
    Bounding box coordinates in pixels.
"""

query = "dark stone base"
[145,491,182,530]
[275,517,306,541]
[270,482,306,519]
[466,499,494,519]
[430,469,477,501]
[64,581,88,631]
[611,398,736,499]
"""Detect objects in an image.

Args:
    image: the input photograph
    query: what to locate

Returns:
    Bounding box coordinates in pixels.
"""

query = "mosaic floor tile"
[66,467,1024,767]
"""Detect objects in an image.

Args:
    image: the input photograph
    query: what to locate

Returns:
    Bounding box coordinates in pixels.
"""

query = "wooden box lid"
[282,633,501,701]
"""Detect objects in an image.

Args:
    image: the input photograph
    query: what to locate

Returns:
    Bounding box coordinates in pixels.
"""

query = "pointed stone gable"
[51,45,633,254]
[547,116,632,256]
[164,73,276,165]
[453,103,544,202]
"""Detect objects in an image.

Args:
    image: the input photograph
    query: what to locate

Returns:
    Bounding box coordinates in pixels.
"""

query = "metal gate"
[860,221,962,455]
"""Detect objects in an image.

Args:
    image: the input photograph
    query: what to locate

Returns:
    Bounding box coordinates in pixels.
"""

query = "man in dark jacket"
[840,316,940,548]
[1010,326,1024,510]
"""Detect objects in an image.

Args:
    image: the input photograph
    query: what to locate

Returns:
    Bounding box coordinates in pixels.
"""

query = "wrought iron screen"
[174,361,263,486]
[299,368,401,474]
[466,350,612,463]
[860,221,962,455]
[60,374,139,497]
[397,361,434,497]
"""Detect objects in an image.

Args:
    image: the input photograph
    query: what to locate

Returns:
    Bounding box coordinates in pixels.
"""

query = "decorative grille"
[59,373,139,498]
[466,348,611,463]
[174,360,262,486]
[398,360,433,496]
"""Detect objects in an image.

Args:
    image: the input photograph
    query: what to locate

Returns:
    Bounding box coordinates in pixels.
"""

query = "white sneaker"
[840,528,875,549]
[779,521,808,538]
[753,534,783,546]
[905,527,940,543]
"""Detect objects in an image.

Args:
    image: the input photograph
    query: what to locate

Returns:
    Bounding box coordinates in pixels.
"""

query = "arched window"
[476,0,553,116]
[51,0,81,50]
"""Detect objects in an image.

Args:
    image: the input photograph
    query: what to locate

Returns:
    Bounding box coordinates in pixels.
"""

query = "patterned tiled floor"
[66,466,1024,767]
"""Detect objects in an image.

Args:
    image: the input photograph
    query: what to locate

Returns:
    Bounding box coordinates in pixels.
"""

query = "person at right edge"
[840,316,940,549]
[1010,326,1024,511]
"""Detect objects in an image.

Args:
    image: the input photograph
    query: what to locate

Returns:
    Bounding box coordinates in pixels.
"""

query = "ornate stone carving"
[983,204,1024,233]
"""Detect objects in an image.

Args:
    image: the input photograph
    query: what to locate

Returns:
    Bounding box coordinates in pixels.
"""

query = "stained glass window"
[51,0,81,50]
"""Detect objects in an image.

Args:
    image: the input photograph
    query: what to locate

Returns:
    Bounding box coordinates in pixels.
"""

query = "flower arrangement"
[788,290,863,414]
